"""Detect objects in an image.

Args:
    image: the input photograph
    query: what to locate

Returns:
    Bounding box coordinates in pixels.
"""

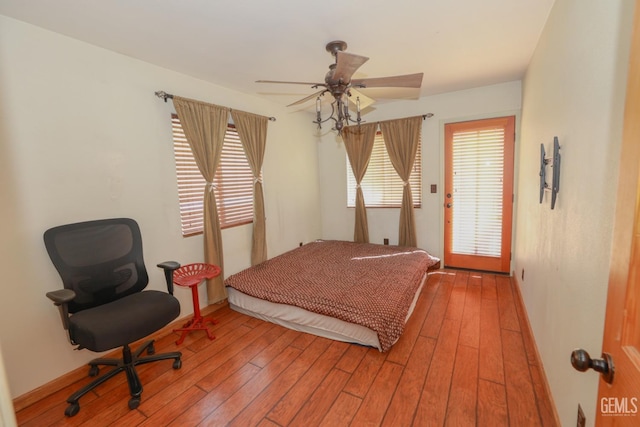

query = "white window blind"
[346,131,422,208]
[451,127,504,257]
[171,114,254,236]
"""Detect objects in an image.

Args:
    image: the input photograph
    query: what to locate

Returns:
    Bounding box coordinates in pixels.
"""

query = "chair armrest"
[46,289,75,331]
[157,261,181,295]
[46,289,75,305]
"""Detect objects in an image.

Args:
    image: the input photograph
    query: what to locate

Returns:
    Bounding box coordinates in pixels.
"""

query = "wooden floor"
[15,269,557,426]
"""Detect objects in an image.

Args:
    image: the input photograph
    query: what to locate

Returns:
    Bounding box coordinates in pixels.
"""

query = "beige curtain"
[173,96,229,303]
[342,123,377,243]
[231,110,268,265]
[380,116,422,247]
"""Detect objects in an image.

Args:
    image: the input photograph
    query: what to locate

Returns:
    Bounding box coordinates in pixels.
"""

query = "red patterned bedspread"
[224,240,440,351]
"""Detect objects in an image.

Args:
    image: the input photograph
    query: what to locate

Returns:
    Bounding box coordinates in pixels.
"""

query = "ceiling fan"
[256,40,423,134]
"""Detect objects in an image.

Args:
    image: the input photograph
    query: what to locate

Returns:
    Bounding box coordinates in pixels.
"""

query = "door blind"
[451,127,505,257]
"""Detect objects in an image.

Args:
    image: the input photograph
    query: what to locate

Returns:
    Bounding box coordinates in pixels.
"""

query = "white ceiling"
[0,0,555,109]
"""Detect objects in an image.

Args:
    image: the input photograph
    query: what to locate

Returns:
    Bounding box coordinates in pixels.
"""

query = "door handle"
[570,349,614,384]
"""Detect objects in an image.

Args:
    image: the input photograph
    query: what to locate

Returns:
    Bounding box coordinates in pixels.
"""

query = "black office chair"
[44,218,183,417]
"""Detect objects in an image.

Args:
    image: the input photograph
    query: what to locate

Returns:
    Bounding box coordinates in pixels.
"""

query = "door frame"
[443,115,516,273]
[597,0,640,422]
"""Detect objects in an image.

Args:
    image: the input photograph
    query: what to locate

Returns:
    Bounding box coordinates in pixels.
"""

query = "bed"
[224,240,440,351]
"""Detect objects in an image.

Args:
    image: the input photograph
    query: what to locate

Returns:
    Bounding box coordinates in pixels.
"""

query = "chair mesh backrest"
[43,218,149,313]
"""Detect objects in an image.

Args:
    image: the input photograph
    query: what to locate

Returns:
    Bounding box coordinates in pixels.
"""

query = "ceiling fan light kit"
[256,40,424,136]
[313,91,362,134]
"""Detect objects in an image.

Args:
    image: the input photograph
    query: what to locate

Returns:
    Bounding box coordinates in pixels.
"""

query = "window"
[449,125,506,257]
[171,114,254,236]
[346,131,422,208]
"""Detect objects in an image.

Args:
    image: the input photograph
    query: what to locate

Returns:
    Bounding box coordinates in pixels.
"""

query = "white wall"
[0,15,321,398]
[318,81,522,260]
[0,345,17,427]
[515,0,634,425]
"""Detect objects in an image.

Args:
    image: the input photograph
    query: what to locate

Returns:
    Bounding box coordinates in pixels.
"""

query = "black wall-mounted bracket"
[539,143,550,203]
[539,137,561,209]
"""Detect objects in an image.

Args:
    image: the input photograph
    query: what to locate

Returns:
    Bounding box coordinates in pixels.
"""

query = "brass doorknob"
[570,349,614,384]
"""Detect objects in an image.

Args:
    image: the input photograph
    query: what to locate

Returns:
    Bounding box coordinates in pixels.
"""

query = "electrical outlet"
[577,404,585,427]
[430,184,437,193]
[383,238,389,245]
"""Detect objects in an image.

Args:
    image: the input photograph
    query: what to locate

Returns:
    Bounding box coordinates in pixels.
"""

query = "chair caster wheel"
[89,365,99,377]
[128,397,140,410]
[173,359,182,369]
[65,402,80,417]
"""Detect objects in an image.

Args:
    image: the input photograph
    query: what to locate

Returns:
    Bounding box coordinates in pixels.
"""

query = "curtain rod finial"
[155,91,171,102]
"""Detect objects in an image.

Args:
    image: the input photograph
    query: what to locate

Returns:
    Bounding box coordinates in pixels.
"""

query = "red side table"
[172,263,221,345]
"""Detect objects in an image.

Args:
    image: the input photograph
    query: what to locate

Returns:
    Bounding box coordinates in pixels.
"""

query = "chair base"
[64,340,181,417]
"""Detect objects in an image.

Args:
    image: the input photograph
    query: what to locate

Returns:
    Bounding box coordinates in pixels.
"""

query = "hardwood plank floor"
[14,270,558,426]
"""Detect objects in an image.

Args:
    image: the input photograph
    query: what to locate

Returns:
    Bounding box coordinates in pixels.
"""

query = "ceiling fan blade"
[351,72,423,88]
[287,89,327,107]
[333,51,369,82]
[348,88,376,110]
[256,79,325,87]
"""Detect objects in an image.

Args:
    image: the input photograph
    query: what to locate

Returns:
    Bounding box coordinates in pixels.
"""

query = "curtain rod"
[155,91,276,122]
[376,113,434,125]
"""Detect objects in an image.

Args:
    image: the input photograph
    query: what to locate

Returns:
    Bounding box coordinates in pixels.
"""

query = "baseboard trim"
[511,275,562,426]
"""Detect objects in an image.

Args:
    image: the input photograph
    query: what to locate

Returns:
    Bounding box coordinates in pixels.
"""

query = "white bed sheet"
[226,272,427,351]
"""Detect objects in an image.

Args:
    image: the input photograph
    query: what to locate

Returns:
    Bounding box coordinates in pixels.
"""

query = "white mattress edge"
[226,272,428,352]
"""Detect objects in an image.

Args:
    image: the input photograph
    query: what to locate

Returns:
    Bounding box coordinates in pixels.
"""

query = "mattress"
[225,240,440,351]
[227,272,427,350]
